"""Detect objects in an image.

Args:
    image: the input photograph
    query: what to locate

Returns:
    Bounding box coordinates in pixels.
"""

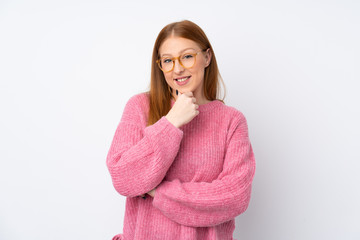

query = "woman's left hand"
[147,188,156,197]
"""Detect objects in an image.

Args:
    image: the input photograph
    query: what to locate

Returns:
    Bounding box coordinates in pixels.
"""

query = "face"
[158,36,211,102]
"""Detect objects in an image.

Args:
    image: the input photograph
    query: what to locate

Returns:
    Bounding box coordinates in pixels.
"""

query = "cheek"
[191,63,205,78]
[164,73,173,85]
[192,59,206,75]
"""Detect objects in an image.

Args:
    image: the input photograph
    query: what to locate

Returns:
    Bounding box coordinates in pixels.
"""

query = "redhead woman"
[106,20,256,240]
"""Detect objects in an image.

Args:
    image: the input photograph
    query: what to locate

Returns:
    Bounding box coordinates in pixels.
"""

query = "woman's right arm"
[106,95,183,198]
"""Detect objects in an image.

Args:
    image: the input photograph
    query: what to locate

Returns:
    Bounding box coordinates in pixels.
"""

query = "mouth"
[174,76,191,86]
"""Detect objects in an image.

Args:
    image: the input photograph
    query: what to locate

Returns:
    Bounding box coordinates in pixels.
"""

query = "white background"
[1,0,359,239]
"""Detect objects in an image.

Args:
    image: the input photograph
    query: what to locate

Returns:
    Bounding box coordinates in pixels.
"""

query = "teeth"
[177,77,189,82]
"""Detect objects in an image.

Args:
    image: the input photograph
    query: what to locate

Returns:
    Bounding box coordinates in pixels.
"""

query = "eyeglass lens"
[160,53,196,72]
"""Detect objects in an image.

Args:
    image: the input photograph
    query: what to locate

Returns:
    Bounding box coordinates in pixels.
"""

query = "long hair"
[147,20,225,126]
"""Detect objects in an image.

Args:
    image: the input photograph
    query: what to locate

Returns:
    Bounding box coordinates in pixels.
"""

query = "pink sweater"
[106,93,255,240]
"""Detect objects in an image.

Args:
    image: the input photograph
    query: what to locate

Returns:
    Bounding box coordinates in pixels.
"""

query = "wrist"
[165,115,180,128]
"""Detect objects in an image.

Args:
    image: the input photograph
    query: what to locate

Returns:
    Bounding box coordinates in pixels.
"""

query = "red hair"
[148,20,225,126]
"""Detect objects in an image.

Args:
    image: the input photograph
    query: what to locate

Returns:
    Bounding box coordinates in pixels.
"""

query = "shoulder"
[121,92,150,126]
[126,92,150,109]
[216,101,247,125]
[123,92,151,116]
[214,101,250,139]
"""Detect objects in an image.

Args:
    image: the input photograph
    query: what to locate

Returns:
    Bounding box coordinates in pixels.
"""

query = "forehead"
[159,37,200,56]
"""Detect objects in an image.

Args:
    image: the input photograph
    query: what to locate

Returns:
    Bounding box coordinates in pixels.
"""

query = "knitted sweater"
[106,93,256,240]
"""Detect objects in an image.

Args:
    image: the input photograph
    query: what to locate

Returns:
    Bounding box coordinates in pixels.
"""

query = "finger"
[176,90,184,96]
[192,97,197,103]
[195,104,199,109]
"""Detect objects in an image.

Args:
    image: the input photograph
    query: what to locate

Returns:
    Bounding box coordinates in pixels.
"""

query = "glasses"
[156,50,204,73]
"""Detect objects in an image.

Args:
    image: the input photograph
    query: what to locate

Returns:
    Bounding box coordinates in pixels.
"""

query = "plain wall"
[0,0,359,239]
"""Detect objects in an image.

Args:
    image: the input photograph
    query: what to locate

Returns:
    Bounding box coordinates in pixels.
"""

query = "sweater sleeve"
[152,113,256,227]
[106,95,183,197]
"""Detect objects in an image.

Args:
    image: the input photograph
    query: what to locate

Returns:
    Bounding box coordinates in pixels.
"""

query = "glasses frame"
[156,50,204,73]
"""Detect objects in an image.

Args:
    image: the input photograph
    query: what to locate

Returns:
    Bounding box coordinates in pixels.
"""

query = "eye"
[182,54,194,59]
[163,58,172,64]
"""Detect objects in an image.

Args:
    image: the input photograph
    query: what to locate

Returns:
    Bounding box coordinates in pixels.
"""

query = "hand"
[147,188,156,197]
[138,188,156,199]
[165,92,199,128]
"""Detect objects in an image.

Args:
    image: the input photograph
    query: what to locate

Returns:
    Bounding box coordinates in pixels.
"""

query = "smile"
[175,76,191,82]
[174,76,191,86]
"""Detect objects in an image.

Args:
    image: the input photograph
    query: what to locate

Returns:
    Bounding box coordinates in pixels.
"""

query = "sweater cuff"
[143,116,183,155]
[144,116,183,140]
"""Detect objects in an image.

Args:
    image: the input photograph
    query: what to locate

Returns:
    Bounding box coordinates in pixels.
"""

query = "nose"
[173,59,184,74]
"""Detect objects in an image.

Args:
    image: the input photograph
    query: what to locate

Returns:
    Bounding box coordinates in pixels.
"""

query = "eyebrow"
[161,48,197,57]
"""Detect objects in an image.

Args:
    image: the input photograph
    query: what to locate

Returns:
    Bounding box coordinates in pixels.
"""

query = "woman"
[106,20,256,240]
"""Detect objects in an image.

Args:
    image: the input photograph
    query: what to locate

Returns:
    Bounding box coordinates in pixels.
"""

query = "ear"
[204,48,212,68]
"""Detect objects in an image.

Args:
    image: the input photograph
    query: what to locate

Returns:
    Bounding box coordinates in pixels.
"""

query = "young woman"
[106,20,256,240]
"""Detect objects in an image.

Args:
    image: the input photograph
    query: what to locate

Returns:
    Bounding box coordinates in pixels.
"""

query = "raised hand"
[165,91,199,128]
